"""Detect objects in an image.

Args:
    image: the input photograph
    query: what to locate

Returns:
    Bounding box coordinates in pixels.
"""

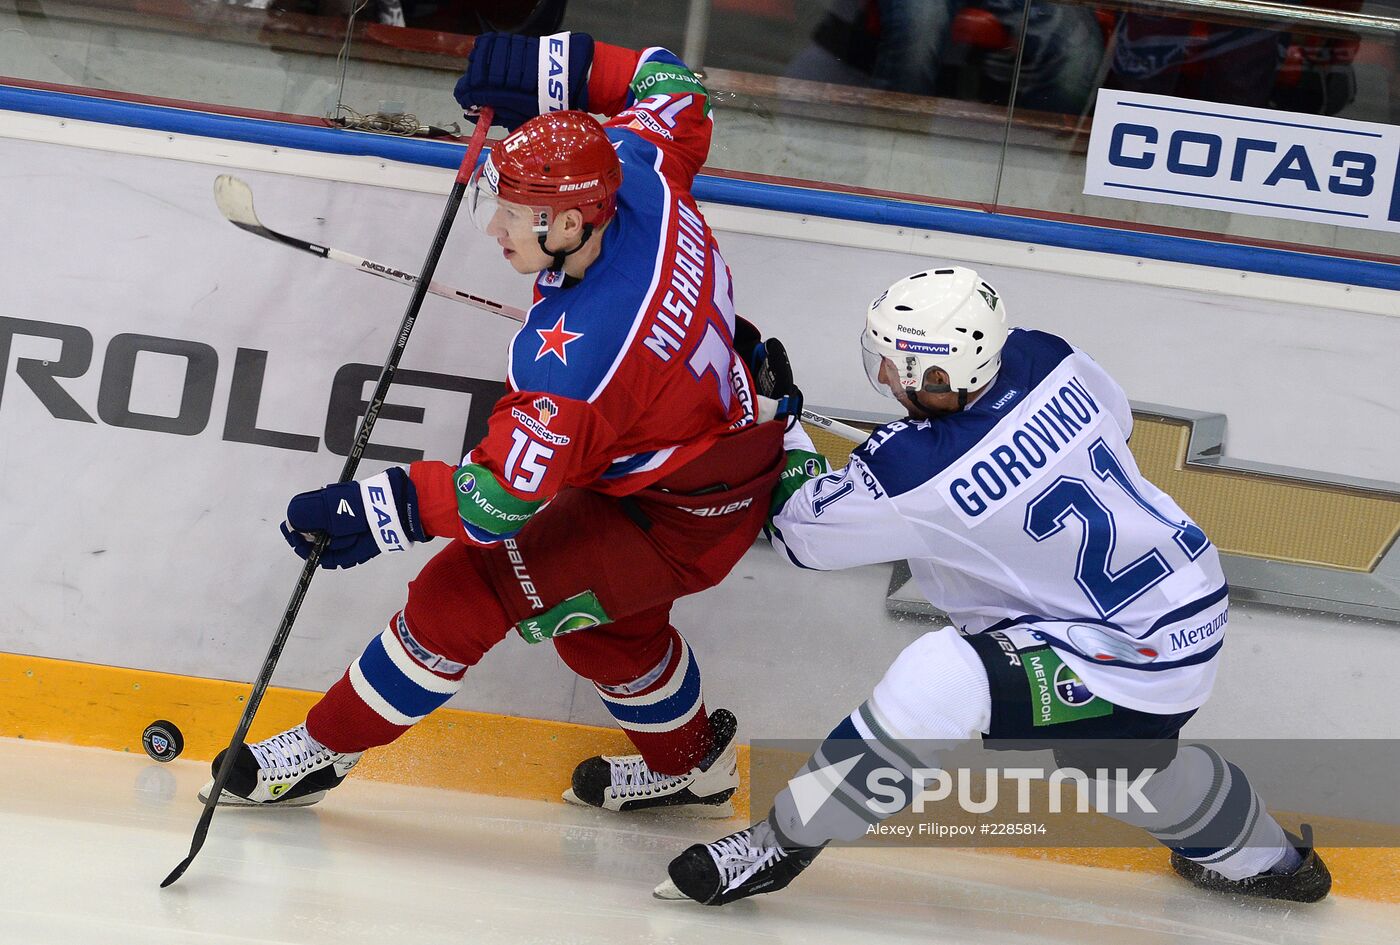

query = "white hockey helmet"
[861,267,1009,398]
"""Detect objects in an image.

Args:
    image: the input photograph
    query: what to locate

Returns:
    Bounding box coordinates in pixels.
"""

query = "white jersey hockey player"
[655,266,1332,906]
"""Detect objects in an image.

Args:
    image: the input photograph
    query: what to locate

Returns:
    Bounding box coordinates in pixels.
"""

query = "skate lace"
[710,828,784,890]
[608,756,682,798]
[249,726,335,782]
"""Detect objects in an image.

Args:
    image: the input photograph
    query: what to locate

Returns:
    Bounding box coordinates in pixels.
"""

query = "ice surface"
[1,738,1395,945]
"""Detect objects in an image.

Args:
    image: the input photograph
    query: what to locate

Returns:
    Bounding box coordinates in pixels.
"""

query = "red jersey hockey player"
[200,33,802,815]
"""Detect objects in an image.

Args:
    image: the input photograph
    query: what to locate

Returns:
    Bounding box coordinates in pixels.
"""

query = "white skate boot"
[563,708,739,816]
[197,723,362,808]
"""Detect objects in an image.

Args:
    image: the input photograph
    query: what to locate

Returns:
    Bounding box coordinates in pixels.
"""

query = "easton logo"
[336,498,355,516]
[362,260,414,281]
[895,339,951,355]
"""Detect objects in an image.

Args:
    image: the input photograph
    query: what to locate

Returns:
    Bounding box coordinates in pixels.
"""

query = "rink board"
[2,94,1398,724]
[2,87,1399,901]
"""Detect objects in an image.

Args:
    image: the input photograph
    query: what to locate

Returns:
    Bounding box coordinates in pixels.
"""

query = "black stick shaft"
[161,107,494,888]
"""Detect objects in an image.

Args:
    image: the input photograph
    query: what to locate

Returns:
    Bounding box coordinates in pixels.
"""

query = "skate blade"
[562,788,735,819]
[197,781,325,808]
[652,877,689,901]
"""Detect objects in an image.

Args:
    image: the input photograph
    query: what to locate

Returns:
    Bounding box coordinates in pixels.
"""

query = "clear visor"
[860,331,907,399]
[467,158,549,235]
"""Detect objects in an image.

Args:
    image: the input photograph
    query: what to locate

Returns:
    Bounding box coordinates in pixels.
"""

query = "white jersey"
[773,329,1227,714]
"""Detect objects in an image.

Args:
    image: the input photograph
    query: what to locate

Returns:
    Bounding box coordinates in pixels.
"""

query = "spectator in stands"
[259,0,566,35]
[787,0,1105,114]
[1104,1,1359,116]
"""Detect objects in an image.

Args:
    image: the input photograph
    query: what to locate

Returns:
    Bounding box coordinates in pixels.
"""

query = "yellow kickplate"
[0,651,750,810]
[1,652,1392,903]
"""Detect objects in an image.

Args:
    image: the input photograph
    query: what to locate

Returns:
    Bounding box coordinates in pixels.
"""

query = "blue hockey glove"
[454,31,594,130]
[281,468,427,570]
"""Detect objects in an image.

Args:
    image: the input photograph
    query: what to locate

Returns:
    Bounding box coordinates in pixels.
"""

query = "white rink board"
[1,132,1398,741]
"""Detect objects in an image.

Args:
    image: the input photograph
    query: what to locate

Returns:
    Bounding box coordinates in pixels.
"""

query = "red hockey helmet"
[468,110,622,235]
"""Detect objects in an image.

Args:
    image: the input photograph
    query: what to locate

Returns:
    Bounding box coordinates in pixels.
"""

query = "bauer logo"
[1085,89,1400,234]
[896,339,951,355]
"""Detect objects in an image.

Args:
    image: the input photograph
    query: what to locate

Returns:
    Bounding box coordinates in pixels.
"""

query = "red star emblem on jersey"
[535,313,583,365]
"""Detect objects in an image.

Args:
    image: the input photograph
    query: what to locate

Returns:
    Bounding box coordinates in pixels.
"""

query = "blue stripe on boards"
[3,84,1395,290]
[692,177,1400,291]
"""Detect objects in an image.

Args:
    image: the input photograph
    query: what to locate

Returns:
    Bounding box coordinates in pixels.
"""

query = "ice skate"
[197,723,362,808]
[563,709,739,815]
[1170,825,1332,903]
[654,820,824,905]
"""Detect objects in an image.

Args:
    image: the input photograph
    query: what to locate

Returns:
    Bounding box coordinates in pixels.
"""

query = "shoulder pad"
[856,410,1007,498]
[853,419,941,498]
[509,292,632,402]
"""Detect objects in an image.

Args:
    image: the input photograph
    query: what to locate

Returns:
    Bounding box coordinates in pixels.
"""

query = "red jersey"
[412,44,758,544]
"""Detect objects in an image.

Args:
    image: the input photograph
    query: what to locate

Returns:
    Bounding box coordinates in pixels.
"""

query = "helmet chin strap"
[539,224,595,273]
[914,382,970,414]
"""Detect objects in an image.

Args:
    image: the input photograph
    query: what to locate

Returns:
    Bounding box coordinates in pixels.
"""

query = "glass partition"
[0,0,355,115]
[2,0,1396,256]
[995,0,1400,255]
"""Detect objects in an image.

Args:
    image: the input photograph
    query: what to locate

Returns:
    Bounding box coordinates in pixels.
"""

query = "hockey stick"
[795,409,872,445]
[212,179,872,446]
[160,106,496,889]
[213,175,524,323]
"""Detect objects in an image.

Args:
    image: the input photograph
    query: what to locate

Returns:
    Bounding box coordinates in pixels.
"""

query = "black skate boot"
[564,708,738,815]
[1170,825,1332,903]
[654,820,825,905]
[197,723,362,808]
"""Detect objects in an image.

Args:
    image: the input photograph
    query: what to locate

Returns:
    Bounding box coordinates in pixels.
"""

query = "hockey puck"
[141,720,184,763]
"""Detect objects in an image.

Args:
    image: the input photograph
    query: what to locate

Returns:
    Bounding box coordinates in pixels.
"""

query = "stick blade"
[160,856,193,888]
[214,174,261,228]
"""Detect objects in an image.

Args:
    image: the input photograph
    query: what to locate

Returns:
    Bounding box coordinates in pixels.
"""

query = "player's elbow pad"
[765,521,828,571]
